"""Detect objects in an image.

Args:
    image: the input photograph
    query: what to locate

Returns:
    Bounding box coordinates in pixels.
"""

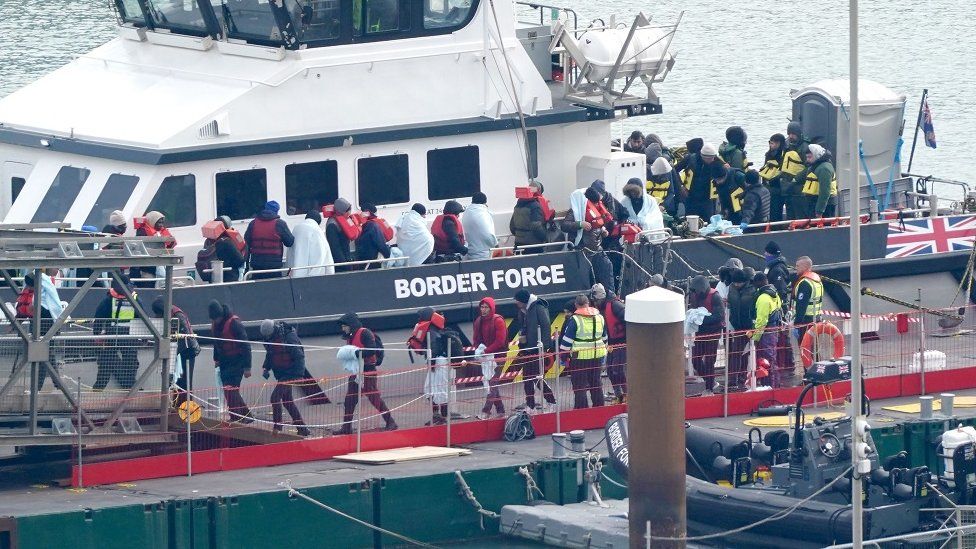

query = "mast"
[849,0,865,547]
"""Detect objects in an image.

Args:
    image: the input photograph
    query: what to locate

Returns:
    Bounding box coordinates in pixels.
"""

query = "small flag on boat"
[922,99,937,149]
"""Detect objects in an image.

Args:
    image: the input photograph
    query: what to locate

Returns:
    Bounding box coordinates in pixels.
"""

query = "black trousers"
[519,351,555,409]
[480,365,506,415]
[219,367,252,420]
[173,350,196,406]
[569,356,605,409]
[271,382,304,426]
[605,345,627,397]
[342,372,393,425]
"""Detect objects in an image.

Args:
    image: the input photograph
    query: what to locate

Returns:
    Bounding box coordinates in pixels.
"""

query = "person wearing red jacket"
[473,297,508,419]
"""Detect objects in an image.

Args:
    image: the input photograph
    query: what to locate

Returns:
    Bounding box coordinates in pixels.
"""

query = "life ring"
[800,321,846,368]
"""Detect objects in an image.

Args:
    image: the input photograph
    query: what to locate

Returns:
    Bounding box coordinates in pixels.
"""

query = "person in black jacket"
[509,181,551,253]
[725,269,754,389]
[243,201,295,279]
[325,198,355,270]
[152,297,200,407]
[208,300,253,423]
[514,290,556,411]
[763,133,789,222]
[739,170,771,226]
[259,319,310,436]
[432,200,468,259]
[763,241,791,307]
[92,276,140,391]
[355,203,392,266]
[688,275,725,392]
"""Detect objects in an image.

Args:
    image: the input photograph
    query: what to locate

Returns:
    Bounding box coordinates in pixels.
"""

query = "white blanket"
[461,204,498,261]
[288,218,334,277]
[395,210,435,267]
[424,356,450,405]
[569,189,587,247]
[622,194,665,233]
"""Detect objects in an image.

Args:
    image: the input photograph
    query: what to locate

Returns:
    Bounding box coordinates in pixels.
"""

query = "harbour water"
[0,0,973,186]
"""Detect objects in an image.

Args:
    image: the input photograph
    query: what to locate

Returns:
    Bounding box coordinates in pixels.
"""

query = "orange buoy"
[799,321,846,368]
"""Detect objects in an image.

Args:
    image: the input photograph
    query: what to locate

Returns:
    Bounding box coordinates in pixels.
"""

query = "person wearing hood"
[461,193,497,261]
[783,121,811,219]
[244,200,295,279]
[624,130,645,153]
[559,294,607,409]
[432,200,468,259]
[197,216,247,283]
[93,276,140,391]
[675,142,723,219]
[763,241,791,306]
[726,269,754,389]
[688,275,725,392]
[715,257,743,301]
[338,312,397,433]
[259,319,310,436]
[323,198,358,271]
[750,272,784,387]
[621,178,665,233]
[102,210,127,251]
[646,155,679,215]
[514,290,556,412]
[799,144,838,218]
[510,181,555,253]
[288,211,334,278]
[590,283,627,402]
[355,203,392,267]
[151,297,199,407]
[208,299,254,423]
[132,210,175,287]
[719,126,749,171]
[395,204,435,267]
[472,297,508,419]
[739,169,771,226]
[560,185,615,292]
[760,133,789,222]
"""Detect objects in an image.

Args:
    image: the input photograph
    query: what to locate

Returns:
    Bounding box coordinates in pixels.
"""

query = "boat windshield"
[220,0,287,45]
[84,174,140,228]
[31,167,91,224]
[280,0,340,42]
[144,0,212,36]
[114,0,148,26]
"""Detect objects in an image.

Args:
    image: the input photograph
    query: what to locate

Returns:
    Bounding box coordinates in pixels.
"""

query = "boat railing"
[241,256,408,281]
[490,241,570,254]
[515,1,578,31]
[904,172,972,199]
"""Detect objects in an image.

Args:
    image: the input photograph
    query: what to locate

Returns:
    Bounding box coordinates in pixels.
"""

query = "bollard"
[552,433,568,458]
[919,396,934,420]
[868,199,879,222]
[569,430,586,453]
[941,393,955,418]
[212,260,224,284]
[626,286,686,548]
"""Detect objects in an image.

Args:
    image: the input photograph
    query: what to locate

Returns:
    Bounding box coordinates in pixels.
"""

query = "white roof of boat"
[791,79,906,106]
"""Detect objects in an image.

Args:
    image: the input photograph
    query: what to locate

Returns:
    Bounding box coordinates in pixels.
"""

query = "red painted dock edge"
[73,366,976,487]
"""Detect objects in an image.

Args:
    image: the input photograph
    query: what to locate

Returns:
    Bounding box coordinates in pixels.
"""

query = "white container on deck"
[908,350,947,373]
[578,27,672,82]
[941,425,976,476]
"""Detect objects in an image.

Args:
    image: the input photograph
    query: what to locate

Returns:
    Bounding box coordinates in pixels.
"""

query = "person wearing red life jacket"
[207,300,254,423]
[338,312,397,434]
[16,273,62,390]
[472,297,508,419]
[131,210,176,287]
[560,184,615,291]
[197,216,247,283]
[510,181,556,254]
[243,201,295,279]
[259,319,310,436]
[688,275,726,392]
[432,200,468,259]
[324,198,359,271]
[355,202,392,268]
[590,283,627,402]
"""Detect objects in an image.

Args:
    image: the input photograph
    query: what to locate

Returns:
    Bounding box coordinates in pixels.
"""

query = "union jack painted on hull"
[886,215,976,258]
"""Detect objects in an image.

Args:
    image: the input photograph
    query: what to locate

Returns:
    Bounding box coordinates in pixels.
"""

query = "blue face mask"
[764,253,777,261]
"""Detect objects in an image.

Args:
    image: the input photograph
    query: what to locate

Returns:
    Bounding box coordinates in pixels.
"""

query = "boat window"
[424,0,473,29]
[353,0,408,35]
[357,154,409,206]
[282,0,340,42]
[84,174,140,228]
[527,129,538,179]
[115,0,147,25]
[147,175,197,227]
[427,146,480,200]
[220,0,285,45]
[145,0,211,36]
[216,168,268,220]
[10,177,25,205]
[286,160,338,215]
[31,167,91,223]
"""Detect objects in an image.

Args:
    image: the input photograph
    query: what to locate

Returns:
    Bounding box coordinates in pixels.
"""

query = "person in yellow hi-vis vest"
[559,294,608,409]
[792,256,824,341]
[798,144,838,218]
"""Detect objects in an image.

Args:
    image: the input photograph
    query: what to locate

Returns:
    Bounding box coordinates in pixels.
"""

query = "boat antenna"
[486,0,534,182]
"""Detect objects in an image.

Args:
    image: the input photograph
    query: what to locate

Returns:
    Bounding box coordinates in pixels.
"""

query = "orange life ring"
[800,321,846,368]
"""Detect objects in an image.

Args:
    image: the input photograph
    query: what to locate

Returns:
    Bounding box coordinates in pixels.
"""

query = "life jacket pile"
[584,199,613,229]
[615,222,643,244]
[322,204,363,241]
[601,299,625,343]
[515,187,555,222]
[432,214,465,252]
[133,217,176,249]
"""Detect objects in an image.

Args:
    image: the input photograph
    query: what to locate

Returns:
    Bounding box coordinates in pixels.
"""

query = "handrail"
[904,172,972,197]
[241,256,407,280]
[515,1,578,31]
[490,241,569,254]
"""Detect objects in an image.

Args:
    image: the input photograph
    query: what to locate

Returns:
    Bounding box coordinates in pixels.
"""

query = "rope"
[454,471,501,530]
[700,234,964,321]
[518,466,544,502]
[646,466,854,542]
[282,481,440,548]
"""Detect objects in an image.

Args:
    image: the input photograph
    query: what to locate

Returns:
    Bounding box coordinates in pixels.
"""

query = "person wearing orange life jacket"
[590,283,627,402]
[432,200,468,260]
[197,216,247,283]
[131,211,175,287]
[93,276,141,391]
[408,307,453,425]
[472,297,508,419]
[323,198,360,272]
[688,275,726,392]
[509,181,555,254]
[16,273,63,391]
[244,201,295,279]
[259,319,309,436]
[560,185,615,292]
[338,312,397,434]
[208,299,254,423]
[559,294,607,409]
[355,203,392,267]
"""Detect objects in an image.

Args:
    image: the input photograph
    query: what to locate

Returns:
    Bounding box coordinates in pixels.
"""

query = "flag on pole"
[923,99,937,149]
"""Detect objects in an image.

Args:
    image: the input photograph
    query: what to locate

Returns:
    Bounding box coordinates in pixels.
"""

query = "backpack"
[441,329,466,359]
[504,410,536,442]
[195,243,217,282]
[373,332,385,366]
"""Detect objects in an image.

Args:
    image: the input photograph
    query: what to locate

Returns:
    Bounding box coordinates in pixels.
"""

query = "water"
[1,0,975,188]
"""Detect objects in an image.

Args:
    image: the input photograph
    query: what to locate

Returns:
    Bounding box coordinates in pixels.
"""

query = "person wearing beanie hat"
[337,312,397,433]
[688,274,725,391]
[711,164,747,224]
[108,210,126,232]
[675,139,725,219]
[783,121,811,220]
[719,126,748,170]
[259,319,311,436]
[355,202,393,266]
[761,133,789,222]
[289,205,334,278]
[685,138,704,155]
[244,199,295,279]
[396,204,435,267]
[750,272,783,387]
[646,156,677,214]
[323,197,357,270]
[589,283,607,302]
[432,200,468,258]
[207,300,254,422]
[700,142,719,159]
[513,290,556,411]
[462,192,498,261]
[739,169,770,226]
[801,143,837,218]
[130,210,175,287]
[725,267,754,389]
[762,241,790,310]
[590,282,628,401]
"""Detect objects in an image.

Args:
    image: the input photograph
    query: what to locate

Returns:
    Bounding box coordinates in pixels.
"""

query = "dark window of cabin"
[357,154,409,206]
[147,175,197,227]
[216,168,268,220]
[115,0,147,25]
[84,174,140,228]
[144,0,211,36]
[424,0,474,29]
[31,166,91,223]
[527,129,539,179]
[427,146,480,200]
[286,160,338,215]
[11,177,25,205]
[221,0,285,44]
[284,0,340,41]
[354,0,408,35]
